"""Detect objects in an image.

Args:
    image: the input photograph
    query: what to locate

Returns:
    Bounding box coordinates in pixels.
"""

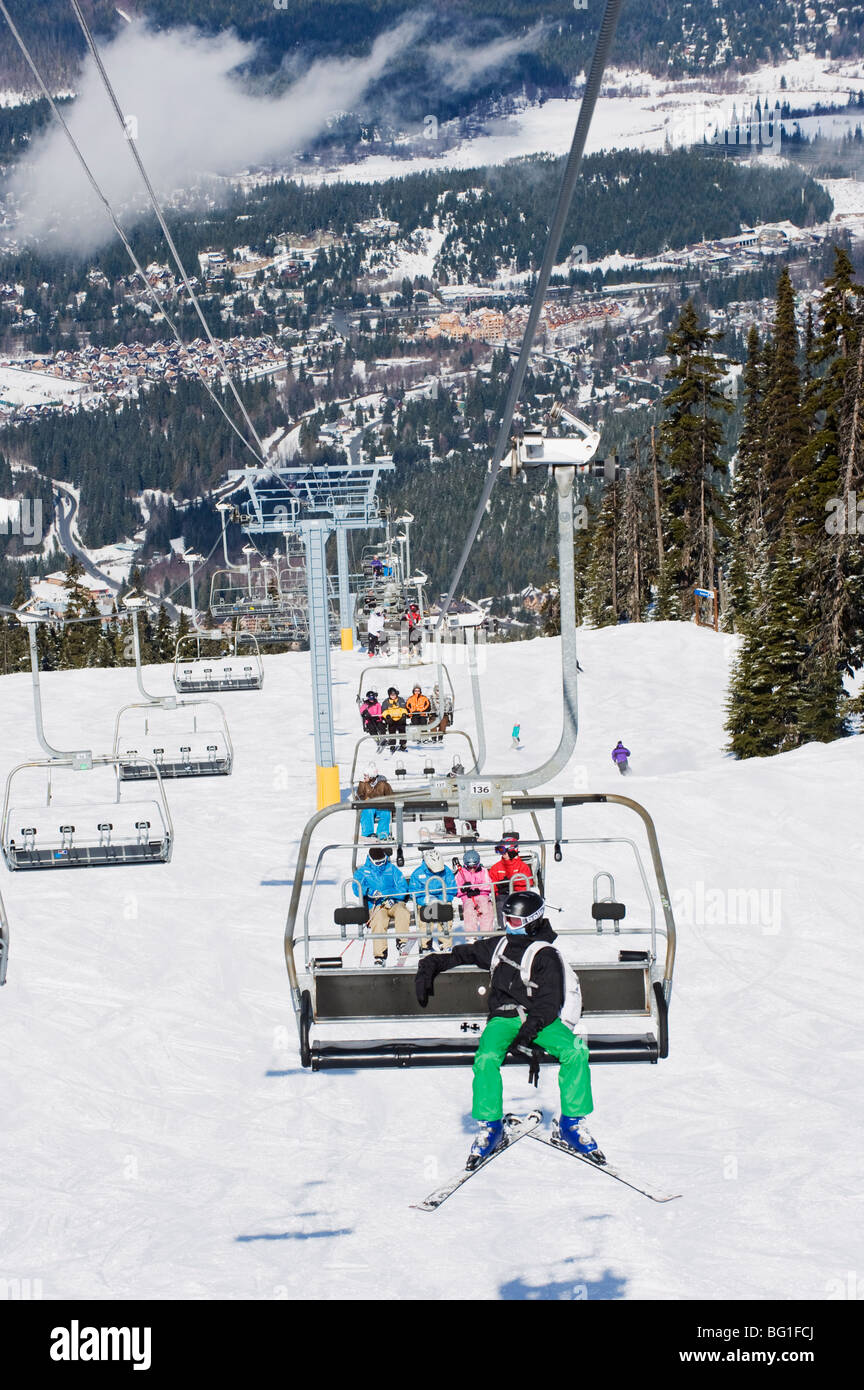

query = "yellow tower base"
[316,763,341,810]
[340,627,354,651]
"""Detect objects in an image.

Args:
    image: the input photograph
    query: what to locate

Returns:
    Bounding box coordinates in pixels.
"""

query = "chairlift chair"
[355,662,455,725]
[177,550,263,691]
[209,566,283,619]
[284,793,675,1070]
[347,730,479,798]
[2,756,173,869]
[1,616,173,871]
[113,701,233,779]
[113,598,234,779]
[173,631,264,694]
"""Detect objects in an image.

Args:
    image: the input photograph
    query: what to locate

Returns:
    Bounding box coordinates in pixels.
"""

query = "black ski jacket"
[416,921,563,1045]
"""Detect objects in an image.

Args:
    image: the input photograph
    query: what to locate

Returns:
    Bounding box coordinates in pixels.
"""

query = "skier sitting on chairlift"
[356,764,393,840]
[415,889,600,1168]
[367,609,387,656]
[405,685,431,725]
[489,835,534,895]
[409,848,458,954]
[381,687,408,752]
[359,690,384,741]
[352,844,410,965]
[455,847,495,935]
[404,602,423,651]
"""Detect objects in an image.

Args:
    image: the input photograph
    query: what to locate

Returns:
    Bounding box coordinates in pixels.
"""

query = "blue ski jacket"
[352,857,409,904]
[408,862,458,906]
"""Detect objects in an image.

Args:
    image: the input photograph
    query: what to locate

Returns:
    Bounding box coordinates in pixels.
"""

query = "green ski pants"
[472,1015,593,1122]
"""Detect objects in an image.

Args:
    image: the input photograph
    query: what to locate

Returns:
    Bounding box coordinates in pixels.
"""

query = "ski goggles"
[504,905,544,931]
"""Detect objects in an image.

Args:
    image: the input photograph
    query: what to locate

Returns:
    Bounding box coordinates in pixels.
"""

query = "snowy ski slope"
[0,622,861,1301]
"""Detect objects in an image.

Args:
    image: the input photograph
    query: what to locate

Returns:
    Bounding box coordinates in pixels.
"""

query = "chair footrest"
[308,1033,660,1069]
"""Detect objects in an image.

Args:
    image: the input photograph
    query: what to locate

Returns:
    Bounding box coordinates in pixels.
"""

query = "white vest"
[490,938,583,1031]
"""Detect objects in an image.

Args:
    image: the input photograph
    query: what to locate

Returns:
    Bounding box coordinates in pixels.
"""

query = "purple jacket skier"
[612,741,630,766]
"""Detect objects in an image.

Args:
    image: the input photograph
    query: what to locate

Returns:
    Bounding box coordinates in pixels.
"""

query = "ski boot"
[555,1116,605,1163]
[466,1119,505,1171]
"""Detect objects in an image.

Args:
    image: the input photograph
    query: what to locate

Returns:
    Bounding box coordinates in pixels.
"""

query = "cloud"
[427,22,548,91]
[7,15,427,255]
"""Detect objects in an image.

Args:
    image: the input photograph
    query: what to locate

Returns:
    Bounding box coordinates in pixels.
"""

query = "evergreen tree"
[175,610,191,649]
[93,623,116,669]
[658,300,732,618]
[35,616,59,672]
[583,482,620,628]
[726,537,843,757]
[787,248,864,675]
[617,453,655,622]
[154,604,174,662]
[725,539,808,757]
[727,326,767,629]
[0,570,29,672]
[58,558,97,668]
[761,268,807,544]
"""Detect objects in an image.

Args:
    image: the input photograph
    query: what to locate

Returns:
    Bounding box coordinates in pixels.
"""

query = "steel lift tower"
[223,458,394,808]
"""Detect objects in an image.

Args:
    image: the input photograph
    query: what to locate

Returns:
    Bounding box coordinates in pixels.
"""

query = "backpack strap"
[518,940,553,994]
[490,937,508,973]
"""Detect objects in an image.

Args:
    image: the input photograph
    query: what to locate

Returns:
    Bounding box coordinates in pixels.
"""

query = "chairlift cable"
[0,0,271,473]
[68,0,272,467]
[435,0,624,628]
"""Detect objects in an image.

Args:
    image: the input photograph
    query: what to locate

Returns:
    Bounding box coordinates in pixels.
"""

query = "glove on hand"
[527,1049,542,1088]
[415,958,436,1007]
[508,1024,536,1055]
[507,1026,543,1086]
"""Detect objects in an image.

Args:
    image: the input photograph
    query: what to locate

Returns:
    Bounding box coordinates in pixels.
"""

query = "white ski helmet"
[364,764,378,780]
[423,848,445,873]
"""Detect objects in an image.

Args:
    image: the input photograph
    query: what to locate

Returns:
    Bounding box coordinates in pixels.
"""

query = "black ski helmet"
[502,889,545,936]
[365,690,378,700]
[368,845,391,864]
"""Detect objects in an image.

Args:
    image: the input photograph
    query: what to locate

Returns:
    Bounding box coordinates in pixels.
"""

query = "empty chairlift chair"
[174,549,264,693]
[2,760,173,868]
[113,598,234,780]
[173,632,263,694]
[113,701,233,780]
[209,559,283,620]
[1,618,173,871]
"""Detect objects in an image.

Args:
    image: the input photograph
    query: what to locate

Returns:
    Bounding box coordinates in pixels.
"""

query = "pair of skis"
[411,1111,680,1211]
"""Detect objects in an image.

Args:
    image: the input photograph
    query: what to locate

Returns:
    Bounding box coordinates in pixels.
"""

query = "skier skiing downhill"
[611,741,630,774]
[415,889,601,1169]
